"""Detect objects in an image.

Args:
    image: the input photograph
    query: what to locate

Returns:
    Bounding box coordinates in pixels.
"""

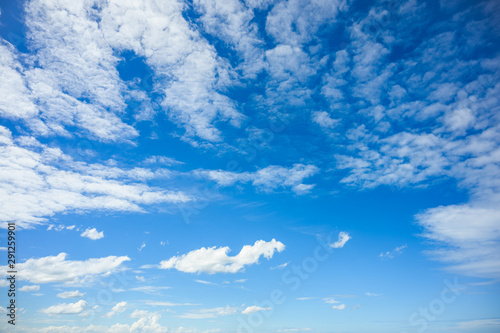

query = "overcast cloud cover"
[0,0,499,332]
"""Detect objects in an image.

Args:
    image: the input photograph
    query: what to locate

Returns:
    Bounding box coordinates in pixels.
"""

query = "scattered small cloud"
[19,285,40,292]
[379,244,407,259]
[80,228,104,240]
[241,306,272,315]
[104,301,127,318]
[330,232,351,248]
[57,290,85,299]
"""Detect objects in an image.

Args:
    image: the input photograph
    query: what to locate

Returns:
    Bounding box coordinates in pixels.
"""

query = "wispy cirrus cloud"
[179,306,238,319]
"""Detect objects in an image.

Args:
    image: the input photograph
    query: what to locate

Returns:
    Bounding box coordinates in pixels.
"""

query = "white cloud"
[145,301,199,307]
[451,319,500,331]
[20,0,138,141]
[160,239,285,274]
[312,111,339,129]
[138,242,146,251]
[0,126,190,228]
[330,232,351,248]
[9,314,179,332]
[270,262,289,270]
[57,290,85,299]
[266,0,345,46]
[129,286,171,295]
[241,306,271,314]
[365,292,383,297]
[113,312,170,332]
[129,309,156,319]
[0,253,130,285]
[197,164,319,195]
[179,306,238,319]
[19,285,40,292]
[331,304,346,310]
[193,0,265,78]
[99,0,245,144]
[104,301,128,318]
[195,279,219,286]
[40,300,88,315]
[323,298,340,304]
[0,43,38,120]
[81,228,104,240]
[143,156,183,166]
[416,205,500,278]
[379,244,407,259]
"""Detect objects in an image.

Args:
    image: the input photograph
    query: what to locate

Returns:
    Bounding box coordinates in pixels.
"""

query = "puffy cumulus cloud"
[160,239,285,274]
[241,306,271,314]
[196,164,319,195]
[104,301,128,318]
[56,290,85,299]
[0,126,190,228]
[330,232,351,249]
[81,228,104,240]
[0,253,130,285]
[179,306,238,319]
[39,300,88,315]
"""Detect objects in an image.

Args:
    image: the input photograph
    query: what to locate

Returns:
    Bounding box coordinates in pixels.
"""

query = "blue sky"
[0,0,499,332]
